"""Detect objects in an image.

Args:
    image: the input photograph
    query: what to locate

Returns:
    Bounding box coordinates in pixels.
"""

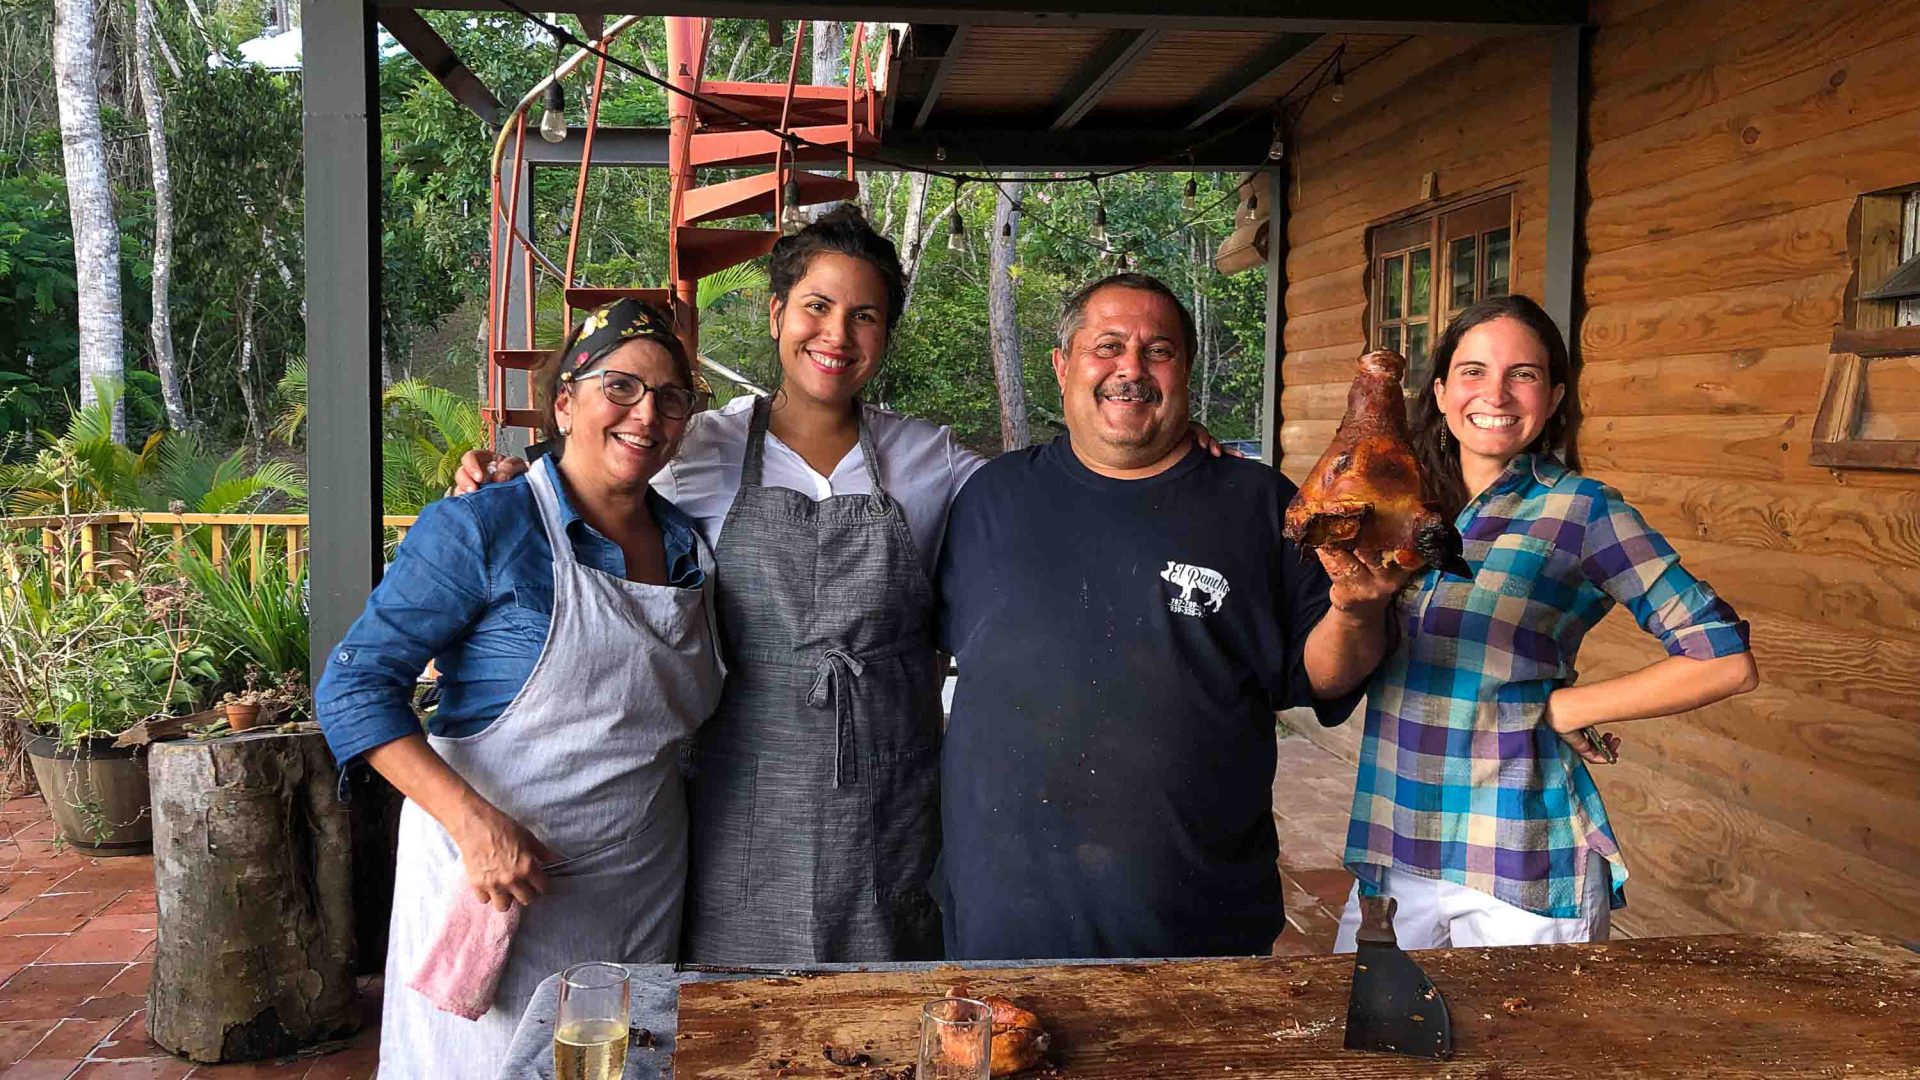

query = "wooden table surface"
[672,933,1920,1078]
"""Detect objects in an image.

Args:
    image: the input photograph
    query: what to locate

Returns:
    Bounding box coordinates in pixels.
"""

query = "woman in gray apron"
[315,301,722,1079]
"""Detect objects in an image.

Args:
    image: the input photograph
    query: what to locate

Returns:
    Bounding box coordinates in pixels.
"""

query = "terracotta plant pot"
[23,732,152,856]
[225,703,262,731]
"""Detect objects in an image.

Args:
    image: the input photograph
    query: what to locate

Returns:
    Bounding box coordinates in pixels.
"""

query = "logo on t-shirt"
[1160,561,1230,618]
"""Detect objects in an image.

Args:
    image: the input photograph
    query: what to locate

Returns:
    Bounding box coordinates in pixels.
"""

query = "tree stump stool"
[148,727,361,1063]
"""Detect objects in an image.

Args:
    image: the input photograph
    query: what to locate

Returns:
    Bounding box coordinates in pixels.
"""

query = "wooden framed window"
[1812,187,1920,471]
[1368,191,1514,390]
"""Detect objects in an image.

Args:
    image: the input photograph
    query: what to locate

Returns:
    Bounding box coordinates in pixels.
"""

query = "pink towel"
[408,890,522,1020]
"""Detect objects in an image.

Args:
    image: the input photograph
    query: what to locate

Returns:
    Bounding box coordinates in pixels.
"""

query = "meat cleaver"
[1343,895,1454,1059]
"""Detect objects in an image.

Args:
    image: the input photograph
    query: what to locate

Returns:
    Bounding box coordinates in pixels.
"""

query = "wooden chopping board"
[673,933,1920,1078]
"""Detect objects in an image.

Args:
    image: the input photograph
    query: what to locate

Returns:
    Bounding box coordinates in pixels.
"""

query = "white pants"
[1333,852,1611,951]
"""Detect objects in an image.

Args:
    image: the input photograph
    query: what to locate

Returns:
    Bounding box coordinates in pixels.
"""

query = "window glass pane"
[1383,325,1401,353]
[1484,228,1511,297]
[1407,321,1429,366]
[1409,247,1431,317]
[1382,255,1404,319]
[1450,236,1477,309]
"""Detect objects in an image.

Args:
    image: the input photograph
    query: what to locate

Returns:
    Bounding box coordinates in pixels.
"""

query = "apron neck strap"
[743,394,773,488]
[526,459,581,568]
[743,396,892,499]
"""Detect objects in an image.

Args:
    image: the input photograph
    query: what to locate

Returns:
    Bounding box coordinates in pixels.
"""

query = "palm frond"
[697,263,768,313]
[272,359,308,444]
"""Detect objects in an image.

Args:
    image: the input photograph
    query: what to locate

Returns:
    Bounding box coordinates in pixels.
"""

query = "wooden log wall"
[1274,0,1920,940]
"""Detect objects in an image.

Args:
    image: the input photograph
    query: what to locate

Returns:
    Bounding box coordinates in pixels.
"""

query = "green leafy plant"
[0,532,221,748]
[176,544,310,703]
[381,379,485,514]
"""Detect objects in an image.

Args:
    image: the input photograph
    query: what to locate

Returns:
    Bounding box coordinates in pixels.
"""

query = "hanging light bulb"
[780,177,804,234]
[934,144,948,163]
[1268,120,1287,161]
[539,79,567,143]
[948,207,969,253]
[1330,54,1346,104]
[1239,190,1259,227]
[1182,176,1198,213]
[1090,203,1108,246]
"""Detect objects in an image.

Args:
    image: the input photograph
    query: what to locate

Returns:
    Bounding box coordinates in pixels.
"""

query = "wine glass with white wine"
[555,962,631,1080]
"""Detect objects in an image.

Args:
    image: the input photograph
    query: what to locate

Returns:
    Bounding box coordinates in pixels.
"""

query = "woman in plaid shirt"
[1333,295,1758,949]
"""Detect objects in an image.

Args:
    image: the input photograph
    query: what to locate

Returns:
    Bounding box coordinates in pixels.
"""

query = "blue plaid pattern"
[1344,453,1751,918]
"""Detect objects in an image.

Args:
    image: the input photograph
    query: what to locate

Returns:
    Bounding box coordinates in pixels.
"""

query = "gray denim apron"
[378,460,723,1079]
[682,396,944,963]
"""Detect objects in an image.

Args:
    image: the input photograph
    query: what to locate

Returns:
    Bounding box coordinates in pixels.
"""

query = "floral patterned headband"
[559,298,679,382]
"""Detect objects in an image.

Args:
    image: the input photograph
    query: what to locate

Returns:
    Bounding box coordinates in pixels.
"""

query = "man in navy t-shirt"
[936,273,1408,960]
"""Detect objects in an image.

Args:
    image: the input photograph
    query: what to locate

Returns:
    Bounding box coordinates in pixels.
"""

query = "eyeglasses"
[569,368,705,420]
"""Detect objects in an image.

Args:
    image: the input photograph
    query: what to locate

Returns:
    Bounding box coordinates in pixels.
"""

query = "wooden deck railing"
[0,512,421,589]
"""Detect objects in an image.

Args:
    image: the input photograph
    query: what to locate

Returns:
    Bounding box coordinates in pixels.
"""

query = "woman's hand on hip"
[1546,690,1622,765]
[451,805,560,911]
[453,450,530,495]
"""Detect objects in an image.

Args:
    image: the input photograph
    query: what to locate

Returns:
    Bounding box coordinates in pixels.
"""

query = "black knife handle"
[1356,895,1399,945]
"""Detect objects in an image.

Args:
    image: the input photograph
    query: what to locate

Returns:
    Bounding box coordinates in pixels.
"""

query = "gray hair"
[1055,273,1198,362]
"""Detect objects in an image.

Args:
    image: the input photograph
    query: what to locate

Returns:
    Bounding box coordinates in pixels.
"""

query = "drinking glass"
[555,962,631,1080]
[918,996,992,1080]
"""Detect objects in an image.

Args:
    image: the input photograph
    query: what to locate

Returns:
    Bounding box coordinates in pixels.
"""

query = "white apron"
[378,461,724,1079]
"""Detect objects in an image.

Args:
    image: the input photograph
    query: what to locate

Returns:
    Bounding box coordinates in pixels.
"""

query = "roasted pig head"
[1283,349,1471,579]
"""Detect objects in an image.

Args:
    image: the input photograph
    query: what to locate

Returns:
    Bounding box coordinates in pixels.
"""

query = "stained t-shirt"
[935,437,1360,960]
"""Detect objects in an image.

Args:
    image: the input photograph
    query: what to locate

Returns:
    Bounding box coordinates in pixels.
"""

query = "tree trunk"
[989,180,1029,451]
[724,26,753,81]
[236,263,265,459]
[133,0,186,432]
[811,21,844,85]
[899,172,931,314]
[52,0,125,442]
[147,729,360,1063]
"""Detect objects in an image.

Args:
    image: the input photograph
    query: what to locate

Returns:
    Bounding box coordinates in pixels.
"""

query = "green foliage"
[176,545,309,701]
[0,541,222,747]
[0,384,304,515]
[380,379,485,514]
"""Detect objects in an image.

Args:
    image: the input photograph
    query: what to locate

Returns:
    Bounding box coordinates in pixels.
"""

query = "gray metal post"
[1543,24,1587,358]
[303,0,383,679]
[1259,165,1286,469]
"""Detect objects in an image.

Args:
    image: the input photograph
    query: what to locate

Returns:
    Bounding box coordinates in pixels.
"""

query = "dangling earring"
[1438,427,1450,453]
[559,426,571,437]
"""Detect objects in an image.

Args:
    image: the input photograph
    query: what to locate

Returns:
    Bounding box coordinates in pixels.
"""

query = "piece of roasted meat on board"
[1282,349,1471,578]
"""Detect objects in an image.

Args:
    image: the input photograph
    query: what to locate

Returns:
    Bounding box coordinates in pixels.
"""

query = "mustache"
[1095,378,1163,404]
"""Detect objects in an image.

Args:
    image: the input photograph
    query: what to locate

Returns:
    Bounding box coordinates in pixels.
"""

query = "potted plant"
[0,529,220,854]
[216,665,305,732]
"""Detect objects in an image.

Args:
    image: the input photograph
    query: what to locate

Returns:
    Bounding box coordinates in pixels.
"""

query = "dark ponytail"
[1410,294,1580,519]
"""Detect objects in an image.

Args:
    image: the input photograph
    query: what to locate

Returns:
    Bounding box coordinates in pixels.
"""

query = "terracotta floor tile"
[2,918,91,936]
[54,867,152,894]
[97,968,149,999]
[89,897,153,920]
[19,1018,118,1061]
[73,920,150,937]
[1,1057,87,1078]
[0,876,63,902]
[0,900,32,921]
[0,940,57,969]
[8,895,115,926]
[87,1012,157,1060]
[0,992,84,1024]
[0,1020,59,1064]
[69,995,143,1024]
[0,965,124,1002]
[70,1060,195,1079]
[38,933,154,966]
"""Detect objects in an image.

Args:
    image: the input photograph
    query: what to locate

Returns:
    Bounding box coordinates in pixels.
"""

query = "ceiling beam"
[409,1,1587,35]
[515,124,1268,170]
[1048,28,1160,131]
[911,24,970,131]
[376,7,504,126]
[1179,32,1318,129]
[879,126,1270,170]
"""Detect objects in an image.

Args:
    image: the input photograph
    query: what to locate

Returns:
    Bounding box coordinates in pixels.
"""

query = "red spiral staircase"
[483,17,885,442]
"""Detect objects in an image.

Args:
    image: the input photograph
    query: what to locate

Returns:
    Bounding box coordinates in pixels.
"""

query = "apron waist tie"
[802,635,930,789]
[807,650,865,788]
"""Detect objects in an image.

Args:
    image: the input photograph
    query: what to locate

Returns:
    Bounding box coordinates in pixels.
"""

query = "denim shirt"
[314,457,703,772]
